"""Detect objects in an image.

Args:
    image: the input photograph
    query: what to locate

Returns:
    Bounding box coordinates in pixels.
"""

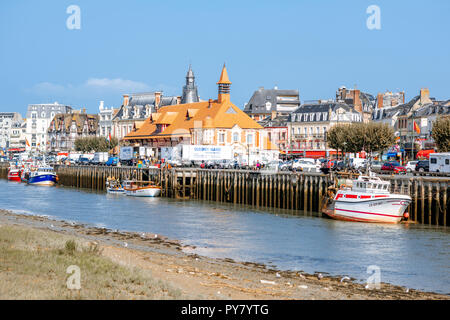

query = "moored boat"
[123,180,161,197]
[7,167,22,182]
[27,167,58,186]
[322,173,411,223]
[106,177,125,194]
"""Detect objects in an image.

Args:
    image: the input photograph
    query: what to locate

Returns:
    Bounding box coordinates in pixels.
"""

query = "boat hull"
[125,187,161,197]
[7,170,21,182]
[323,192,411,223]
[107,187,125,194]
[28,174,57,186]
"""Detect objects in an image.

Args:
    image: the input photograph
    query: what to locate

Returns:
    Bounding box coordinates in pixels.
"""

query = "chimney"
[208,99,213,108]
[271,110,277,120]
[176,96,181,104]
[155,92,161,107]
[377,93,383,108]
[123,94,129,106]
[353,89,362,113]
[420,88,430,102]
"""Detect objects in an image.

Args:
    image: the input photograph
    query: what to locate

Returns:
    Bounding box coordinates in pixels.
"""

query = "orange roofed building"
[123,65,279,164]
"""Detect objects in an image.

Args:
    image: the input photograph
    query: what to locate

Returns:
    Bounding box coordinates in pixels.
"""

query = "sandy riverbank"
[0,209,447,300]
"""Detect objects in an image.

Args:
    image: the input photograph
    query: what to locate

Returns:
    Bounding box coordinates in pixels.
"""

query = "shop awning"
[305,151,326,159]
[417,149,435,159]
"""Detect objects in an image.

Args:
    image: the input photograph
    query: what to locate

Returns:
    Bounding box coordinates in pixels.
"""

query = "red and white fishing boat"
[7,167,22,182]
[322,173,411,223]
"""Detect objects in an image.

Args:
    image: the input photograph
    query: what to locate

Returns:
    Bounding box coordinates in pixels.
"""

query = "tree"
[362,122,395,155]
[431,116,450,152]
[327,122,395,159]
[327,125,348,159]
[74,136,118,152]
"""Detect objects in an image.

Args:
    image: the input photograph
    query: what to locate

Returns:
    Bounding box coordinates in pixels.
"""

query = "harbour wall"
[0,163,448,226]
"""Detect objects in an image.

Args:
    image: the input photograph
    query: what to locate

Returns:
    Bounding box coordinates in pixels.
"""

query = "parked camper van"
[429,153,450,173]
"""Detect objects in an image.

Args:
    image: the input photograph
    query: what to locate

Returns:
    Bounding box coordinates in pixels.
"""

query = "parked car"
[331,160,347,171]
[293,159,320,172]
[280,160,293,171]
[415,160,429,173]
[105,156,119,166]
[77,157,91,165]
[370,160,383,171]
[381,162,406,174]
[405,161,418,173]
[214,159,234,169]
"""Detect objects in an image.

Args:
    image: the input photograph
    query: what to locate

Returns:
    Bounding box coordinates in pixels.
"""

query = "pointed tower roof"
[186,64,194,79]
[217,63,232,84]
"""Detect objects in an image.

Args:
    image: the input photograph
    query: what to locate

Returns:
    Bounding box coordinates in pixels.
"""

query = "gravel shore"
[0,209,448,300]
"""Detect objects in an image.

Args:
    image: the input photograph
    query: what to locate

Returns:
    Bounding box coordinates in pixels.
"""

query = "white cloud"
[28,78,152,96]
[85,78,151,92]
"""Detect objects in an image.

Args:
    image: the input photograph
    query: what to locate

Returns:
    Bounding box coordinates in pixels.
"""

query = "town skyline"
[1,0,450,115]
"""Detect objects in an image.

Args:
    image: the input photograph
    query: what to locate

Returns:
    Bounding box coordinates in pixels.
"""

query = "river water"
[0,179,448,294]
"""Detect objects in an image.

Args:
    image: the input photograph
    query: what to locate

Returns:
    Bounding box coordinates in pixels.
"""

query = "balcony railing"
[292,134,325,139]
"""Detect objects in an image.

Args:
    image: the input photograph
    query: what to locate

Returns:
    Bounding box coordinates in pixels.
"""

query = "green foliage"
[64,240,77,255]
[74,136,118,152]
[431,116,450,152]
[327,122,395,155]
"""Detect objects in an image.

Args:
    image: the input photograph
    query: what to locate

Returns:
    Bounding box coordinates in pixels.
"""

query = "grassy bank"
[0,224,183,299]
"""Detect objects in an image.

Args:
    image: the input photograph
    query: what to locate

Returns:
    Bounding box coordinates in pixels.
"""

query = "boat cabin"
[351,176,390,194]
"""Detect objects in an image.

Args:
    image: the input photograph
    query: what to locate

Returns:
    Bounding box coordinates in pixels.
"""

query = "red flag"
[108,133,111,141]
[413,121,421,134]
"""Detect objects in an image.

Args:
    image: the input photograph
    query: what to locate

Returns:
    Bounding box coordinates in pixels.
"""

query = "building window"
[219,133,225,143]
[246,134,253,144]
[233,132,239,142]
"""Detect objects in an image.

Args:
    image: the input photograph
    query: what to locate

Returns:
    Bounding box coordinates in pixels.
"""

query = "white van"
[429,153,450,173]
[349,158,367,169]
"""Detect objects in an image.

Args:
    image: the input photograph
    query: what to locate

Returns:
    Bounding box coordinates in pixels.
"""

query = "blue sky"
[1,0,449,115]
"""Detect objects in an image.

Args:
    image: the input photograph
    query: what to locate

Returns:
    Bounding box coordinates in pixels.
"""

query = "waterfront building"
[243,87,300,121]
[257,114,290,157]
[0,112,22,152]
[25,102,73,153]
[8,119,27,153]
[335,86,375,123]
[112,92,180,140]
[124,65,279,163]
[47,111,99,152]
[98,101,118,138]
[373,88,449,159]
[288,101,363,158]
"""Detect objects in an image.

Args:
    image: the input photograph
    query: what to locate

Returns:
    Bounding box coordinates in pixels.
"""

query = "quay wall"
[0,163,448,226]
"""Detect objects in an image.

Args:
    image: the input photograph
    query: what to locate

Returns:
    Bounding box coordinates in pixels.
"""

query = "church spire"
[217,63,231,103]
[181,64,199,104]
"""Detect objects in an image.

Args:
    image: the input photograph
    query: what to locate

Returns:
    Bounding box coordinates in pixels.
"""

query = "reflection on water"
[0,180,449,294]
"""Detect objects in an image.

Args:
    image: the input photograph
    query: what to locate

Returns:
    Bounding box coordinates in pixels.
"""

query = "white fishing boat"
[123,180,161,197]
[322,173,411,223]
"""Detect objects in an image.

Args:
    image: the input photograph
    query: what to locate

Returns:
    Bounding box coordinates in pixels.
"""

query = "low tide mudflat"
[0,210,447,300]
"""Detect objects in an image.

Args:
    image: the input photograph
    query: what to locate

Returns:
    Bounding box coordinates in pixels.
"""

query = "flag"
[413,121,421,134]
[25,138,30,147]
[108,132,111,141]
